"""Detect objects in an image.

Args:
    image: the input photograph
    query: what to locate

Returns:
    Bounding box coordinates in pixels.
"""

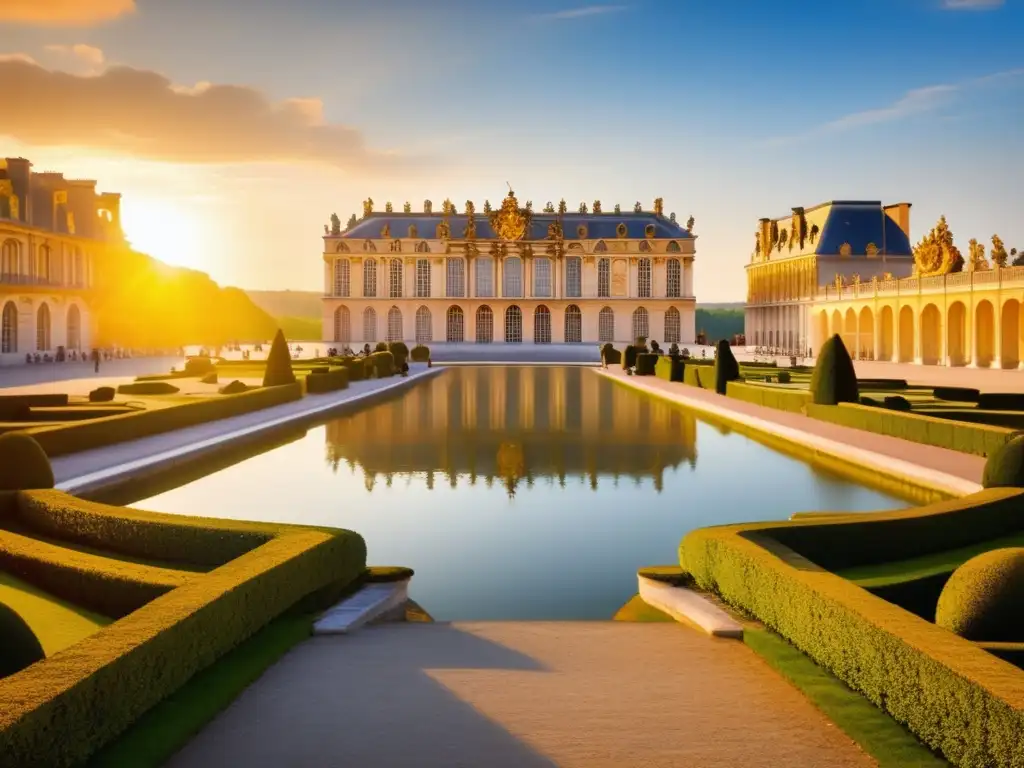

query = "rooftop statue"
[330,212,341,236]
[363,198,374,217]
[614,203,621,214]
[543,202,555,213]
[385,201,393,213]
[346,213,357,230]
[633,202,642,213]
[967,238,989,271]
[424,199,433,213]
[489,188,531,242]
[483,200,492,214]
[686,215,695,232]
[654,198,664,216]
[914,215,964,276]
[403,202,412,213]
[578,202,588,214]
[991,234,1009,267]
[593,200,602,214]
[558,199,567,216]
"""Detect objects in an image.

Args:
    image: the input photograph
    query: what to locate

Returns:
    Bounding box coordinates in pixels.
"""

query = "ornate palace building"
[1,157,124,364]
[321,190,696,346]
[744,201,914,356]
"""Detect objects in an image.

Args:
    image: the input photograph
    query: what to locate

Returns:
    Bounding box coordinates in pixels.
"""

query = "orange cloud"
[0,0,135,26]
[0,58,385,170]
[44,43,106,69]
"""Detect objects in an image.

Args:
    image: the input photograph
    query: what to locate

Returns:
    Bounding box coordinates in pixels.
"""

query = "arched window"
[415,241,430,253]
[335,242,350,253]
[664,306,681,344]
[533,257,552,298]
[334,306,351,343]
[37,245,50,282]
[415,258,431,298]
[363,259,377,297]
[666,258,681,298]
[666,240,681,253]
[1,301,17,353]
[502,256,523,298]
[446,305,464,342]
[387,305,403,341]
[334,259,350,297]
[389,258,404,298]
[36,303,51,351]
[474,256,494,297]
[67,304,81,350]
[566,256,582,298]
[534,305,551,343]
[363,239,376,252]
[564,304,582,343]
[447,257,465,297]
[638,258,652,298]
[599,306,615,343]
[416,306,432,343]
[632,306,649,341]
[476,305,493,343]
[597,257,610,298]
[363,307,377,342]
[0,239,18,280]
[594,240,607,252]
[505,305,523,343]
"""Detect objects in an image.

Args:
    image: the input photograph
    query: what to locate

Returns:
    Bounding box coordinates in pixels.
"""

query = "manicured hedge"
[635,353,658,376]
[410,344,430,362]
[26,382,303,458]
[977,393,1024,411]
[305,367,349,394]
[679,492,1024,768]
[117,382,180,396]
[0,490,367,766]
[655,355,684,382]
[805,401,1013,457]
[856,379,909,390]
[0,395,68,420]
[933,387,980,403]
[726,381,812,413]
[683,364,716,389]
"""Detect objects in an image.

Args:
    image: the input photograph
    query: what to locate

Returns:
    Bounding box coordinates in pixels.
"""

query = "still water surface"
[137,367,907,620]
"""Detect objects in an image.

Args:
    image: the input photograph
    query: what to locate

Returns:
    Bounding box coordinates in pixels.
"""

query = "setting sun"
[120,197,206,271]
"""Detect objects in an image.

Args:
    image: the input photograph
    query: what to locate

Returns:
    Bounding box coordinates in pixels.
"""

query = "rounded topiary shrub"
[117,381,180,395]
[88,386,115,403]
[199,371,218,385]
[388,341,409,369]
[622,345,639,371]
[777,371,791,384]
[713,340,739,395]
[263,329,296,387]
[935,548,1024,641]
[219,380,248,395]
[810,334,859,405]
[184,356,215,376]
[374,341,388,353]
[982,434,1024,488]
[0,602,45,679]
[410,344,430,362]
[0,433,55,491]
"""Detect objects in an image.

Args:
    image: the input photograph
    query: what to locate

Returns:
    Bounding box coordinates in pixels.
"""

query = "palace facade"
[745,201,914,356]
[1,157,125,364]
[321,191,696,346]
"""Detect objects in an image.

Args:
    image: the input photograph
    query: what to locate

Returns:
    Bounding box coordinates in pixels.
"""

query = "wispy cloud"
[532,4,629,21]
[765,68,1024,145]
[941,0,1004,10]
[0,0,135,26]
[44,43,106,73]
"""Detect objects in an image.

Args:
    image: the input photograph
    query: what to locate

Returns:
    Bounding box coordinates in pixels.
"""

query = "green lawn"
[0,570,111,656]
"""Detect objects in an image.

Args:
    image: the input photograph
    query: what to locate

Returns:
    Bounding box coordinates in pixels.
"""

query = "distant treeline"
[693,308,745,343]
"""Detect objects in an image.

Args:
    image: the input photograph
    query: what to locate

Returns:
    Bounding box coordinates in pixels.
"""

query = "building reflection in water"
[324,366,698,497]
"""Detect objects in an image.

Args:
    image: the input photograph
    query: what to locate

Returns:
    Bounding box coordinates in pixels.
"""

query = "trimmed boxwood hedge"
[655,355,684,382]
[0,489,367,766]
[410,344,430,362]
[726,381,811,413]
[680,489,1024,768]
[116,382,180,396]
[26,382,303,458]
[305,367,349,394]
[683,364,716,389]
[933,386,980,403]
[635,353,658,376]
[977,393,1024,411]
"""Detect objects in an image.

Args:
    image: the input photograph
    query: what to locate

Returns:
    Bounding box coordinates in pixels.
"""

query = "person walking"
[91,348,100,374]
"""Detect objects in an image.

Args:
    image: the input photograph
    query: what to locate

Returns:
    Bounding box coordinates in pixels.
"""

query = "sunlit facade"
[0,157,125,364]
[324,366,698,494]
[322,190,697,346]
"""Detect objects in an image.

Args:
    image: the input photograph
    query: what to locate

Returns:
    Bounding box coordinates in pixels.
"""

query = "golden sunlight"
[120,197,206,271]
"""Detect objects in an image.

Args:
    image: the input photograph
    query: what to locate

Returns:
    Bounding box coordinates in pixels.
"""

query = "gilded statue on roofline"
[914,215,964,276]
[489,188,531,241]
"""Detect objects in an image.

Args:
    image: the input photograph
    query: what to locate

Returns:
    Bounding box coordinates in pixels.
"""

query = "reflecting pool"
[137,366,909,620]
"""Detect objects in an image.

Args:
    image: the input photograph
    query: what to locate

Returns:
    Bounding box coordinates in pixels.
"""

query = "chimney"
[1,157,32,223]
[67,179,98,239]
[758,217,772,256]
[883,202,911,239]
[96,192,123,241]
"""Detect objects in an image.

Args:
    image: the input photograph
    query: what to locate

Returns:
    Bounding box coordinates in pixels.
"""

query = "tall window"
[334,306,351,342]
[363,307,377,342]
[73,249,84,287]
[36,303,51,351]
[415,258,431,298]
[533,257,552,298]
[67,304,81,350]
[363,259,377,297]
[476,305,493,343]
[566,256,582,298]
[446,305,464,342]
[597,258,610,298]
[475,256,494,297]
[387,305,403,341]
[334,259,350,297]
[447,257,465,297]
[564,304,582,343]
[1,301,17,353]
[505,305,523,343]
[0,239,17,281]
[389,258,403,298]
[666,259,681,298]
[38,245,50,282]
[599,306,615,342]
[415,306,432,343]
[638,258,652,298]
[534,305,551,343]
[664,307,681,343]
[502,256,522,298]
[632,306,649,341]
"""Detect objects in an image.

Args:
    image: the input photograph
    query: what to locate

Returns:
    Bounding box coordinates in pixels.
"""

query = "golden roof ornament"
[543,202,555,213]
[653,198,664,216]
[839,242,852,257]
[346,213,357,230]
[363,198,374,217]
[403,202,412,213]
[578,202,588,214]
[385,201,393,213]
[483,200,492,214]
[914,215,964,276]
[633,201,642,213]
[558,199,567,216]
[866,242,879,257]
[489,187,531,242]
[408,223,418,238]
[686,215,695,232]
[968,238,989,271]
[423,199,432,213]
[442,198,455,216]
[593,200,602,214]
[614,203,621,214]
[463,200,476,239]
[791,208,806,248]
[436,219,450,239]
[380,222,390,238]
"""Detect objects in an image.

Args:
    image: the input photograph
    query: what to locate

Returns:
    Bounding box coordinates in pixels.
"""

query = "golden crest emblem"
[489,189,531,241]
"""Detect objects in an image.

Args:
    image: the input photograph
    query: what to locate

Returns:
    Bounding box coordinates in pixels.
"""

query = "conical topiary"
[0,602,45,679]
[713,340,739,395]
[263,329,296,387]
[810,334,859,405]
[0,432,54,492]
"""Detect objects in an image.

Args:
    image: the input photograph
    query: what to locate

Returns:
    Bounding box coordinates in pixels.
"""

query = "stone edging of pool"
[637,576,744,638]
[55,368,444,497]
[596,369,981,500]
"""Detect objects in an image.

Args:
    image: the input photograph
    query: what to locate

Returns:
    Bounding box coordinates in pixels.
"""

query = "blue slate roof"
[815,202,912,257]
[340,212,691,241]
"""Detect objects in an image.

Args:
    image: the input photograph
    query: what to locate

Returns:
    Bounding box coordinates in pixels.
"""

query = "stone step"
[637,575,744,639]
[313,579,411,635]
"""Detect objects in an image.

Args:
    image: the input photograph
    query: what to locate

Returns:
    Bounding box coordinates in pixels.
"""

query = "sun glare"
[120,197,206,272]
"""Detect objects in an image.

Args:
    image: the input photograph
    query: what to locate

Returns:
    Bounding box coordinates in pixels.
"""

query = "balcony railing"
[814,265,1024,302]
[325,290,697,301]
[0,275,90,289]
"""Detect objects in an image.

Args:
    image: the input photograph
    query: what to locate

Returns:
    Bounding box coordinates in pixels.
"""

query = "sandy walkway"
[166,622,874,768]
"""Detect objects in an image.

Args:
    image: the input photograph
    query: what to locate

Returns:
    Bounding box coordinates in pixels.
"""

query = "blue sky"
[1,0,1022,300]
